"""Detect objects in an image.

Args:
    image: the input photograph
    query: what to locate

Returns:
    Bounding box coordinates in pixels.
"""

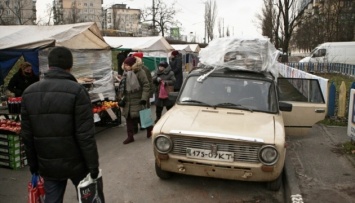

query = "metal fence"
[286,63,355,77]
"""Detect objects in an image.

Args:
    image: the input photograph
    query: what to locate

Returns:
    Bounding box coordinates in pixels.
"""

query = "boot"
[124,116,135,144]
[123,136,134,144]
[146,126,153,138]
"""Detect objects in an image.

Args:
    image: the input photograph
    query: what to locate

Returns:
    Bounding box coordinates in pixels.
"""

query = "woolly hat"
[132,52,143,59]
[159,61,168,68]
[123,57,137,67]
[171,50,179,56]
[48,47,73,69]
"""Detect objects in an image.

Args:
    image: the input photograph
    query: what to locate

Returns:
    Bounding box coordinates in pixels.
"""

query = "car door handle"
[315,109,325,113]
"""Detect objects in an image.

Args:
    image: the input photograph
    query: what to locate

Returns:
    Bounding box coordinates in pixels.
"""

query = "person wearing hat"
[169,50,183,92]
[118,56,152,144]
[20,46,100,202]
[7,61,39,97]
[132,52,154,132]
[152,61,176,123]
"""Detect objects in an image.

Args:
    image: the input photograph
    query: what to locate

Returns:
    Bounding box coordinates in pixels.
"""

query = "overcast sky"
[37,0,264,42]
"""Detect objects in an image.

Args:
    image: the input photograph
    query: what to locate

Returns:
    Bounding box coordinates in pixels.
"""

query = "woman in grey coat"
[152,61,176,123]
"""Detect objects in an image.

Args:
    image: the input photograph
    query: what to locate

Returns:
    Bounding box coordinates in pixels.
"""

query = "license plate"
[186,148,234,162]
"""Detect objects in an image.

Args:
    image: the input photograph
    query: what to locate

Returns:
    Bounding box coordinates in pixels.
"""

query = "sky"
[36,0,264,43]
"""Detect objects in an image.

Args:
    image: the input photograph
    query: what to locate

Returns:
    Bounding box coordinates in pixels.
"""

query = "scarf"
[125,71,141,93]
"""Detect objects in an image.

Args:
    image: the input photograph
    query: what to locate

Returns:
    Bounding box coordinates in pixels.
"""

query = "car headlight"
[258,145,279,165]
[154,135,173,154]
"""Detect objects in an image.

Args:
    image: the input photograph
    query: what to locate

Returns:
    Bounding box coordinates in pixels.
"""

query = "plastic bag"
[77,169,105,203]
[139,108,154,128]
[28,174,45,203]
[158,81,169,99]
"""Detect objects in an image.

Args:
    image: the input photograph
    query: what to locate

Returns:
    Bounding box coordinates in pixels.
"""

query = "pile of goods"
[0,119,21,134]
[92,101,119,113]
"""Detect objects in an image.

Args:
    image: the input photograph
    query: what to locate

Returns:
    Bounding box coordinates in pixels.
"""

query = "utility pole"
[152,0,155,36]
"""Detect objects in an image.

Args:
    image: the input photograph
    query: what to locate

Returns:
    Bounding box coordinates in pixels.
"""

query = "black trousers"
[156,105,173,121]
[43,174,86,203]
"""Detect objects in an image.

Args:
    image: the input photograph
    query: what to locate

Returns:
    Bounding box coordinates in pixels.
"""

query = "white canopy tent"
[171,44,193,55]
[0,22,109,50]
[187,44,201,53]
[103,36,174,57]
[0,22,115,102]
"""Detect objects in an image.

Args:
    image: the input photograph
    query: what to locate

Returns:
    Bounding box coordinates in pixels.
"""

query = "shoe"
[123,137,134,144]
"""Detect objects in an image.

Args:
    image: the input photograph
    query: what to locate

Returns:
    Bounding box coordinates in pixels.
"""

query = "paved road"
[0,108,284,203]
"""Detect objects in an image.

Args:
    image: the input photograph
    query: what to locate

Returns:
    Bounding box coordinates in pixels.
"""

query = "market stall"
[0,23,120,148]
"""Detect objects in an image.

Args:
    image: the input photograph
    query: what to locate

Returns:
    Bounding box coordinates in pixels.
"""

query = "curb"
[284,155,304,203]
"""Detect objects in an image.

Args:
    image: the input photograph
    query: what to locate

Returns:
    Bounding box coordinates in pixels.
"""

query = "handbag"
[139,107,154,128]
[28,174,45,203]
[77,169,105,203]
[158,81,169,99]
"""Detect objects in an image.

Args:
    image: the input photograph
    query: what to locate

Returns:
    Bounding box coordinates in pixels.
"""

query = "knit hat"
[124,57,136,67]
[48,47,73,69]
[159,61,168,68]
[132,52,143,59]
[171,50,179,56]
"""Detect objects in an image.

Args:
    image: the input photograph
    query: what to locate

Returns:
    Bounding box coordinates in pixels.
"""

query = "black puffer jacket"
[20,68,99,180]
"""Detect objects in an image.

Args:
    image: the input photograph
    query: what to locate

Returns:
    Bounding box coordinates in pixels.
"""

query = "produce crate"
[95,107,121,127]
[0,133,27,170]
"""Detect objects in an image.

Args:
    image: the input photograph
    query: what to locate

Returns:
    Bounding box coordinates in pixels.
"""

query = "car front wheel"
[155,162,173,179]
[266,171,283,191]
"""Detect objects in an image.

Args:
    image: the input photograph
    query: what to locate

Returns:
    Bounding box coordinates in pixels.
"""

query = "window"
[84,3,87,6]
[90,3,93,6]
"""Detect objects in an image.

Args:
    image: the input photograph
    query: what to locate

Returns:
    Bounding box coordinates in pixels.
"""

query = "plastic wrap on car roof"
[198,37,280,78]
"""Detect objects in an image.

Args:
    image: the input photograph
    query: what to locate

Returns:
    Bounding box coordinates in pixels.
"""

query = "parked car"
[152,37,326,191]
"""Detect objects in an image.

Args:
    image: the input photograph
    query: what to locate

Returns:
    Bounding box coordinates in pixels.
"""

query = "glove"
[90,168,99,179]
[119,100,126,107]
[139,100,147,105]
[157,77,162,82]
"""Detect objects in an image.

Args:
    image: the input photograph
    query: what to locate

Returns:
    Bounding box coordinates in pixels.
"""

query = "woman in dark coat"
[118,56,152,144]
[152,61,176,123]
[8,62,39,97]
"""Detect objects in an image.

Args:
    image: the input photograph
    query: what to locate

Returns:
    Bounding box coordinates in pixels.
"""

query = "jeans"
[43,174,86,203]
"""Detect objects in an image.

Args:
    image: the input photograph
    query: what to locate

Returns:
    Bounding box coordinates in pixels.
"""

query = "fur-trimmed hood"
[122,56,143,72]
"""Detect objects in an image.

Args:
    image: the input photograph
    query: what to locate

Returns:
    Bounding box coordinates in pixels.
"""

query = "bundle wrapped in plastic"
[198,36,280,77]
[39,48,116,102]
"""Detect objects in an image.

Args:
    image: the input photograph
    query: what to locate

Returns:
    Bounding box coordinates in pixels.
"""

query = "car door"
[277,78,327,136]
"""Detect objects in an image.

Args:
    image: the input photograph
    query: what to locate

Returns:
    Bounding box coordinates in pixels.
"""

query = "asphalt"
[284,124,355,203]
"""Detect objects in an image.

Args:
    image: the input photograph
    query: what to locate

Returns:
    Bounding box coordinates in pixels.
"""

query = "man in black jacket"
[21,47,100,202]
[169,50,183,92]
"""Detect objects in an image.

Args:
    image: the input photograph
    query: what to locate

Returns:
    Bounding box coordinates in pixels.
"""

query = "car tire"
[266,171,283,191]
[155,162,172,179]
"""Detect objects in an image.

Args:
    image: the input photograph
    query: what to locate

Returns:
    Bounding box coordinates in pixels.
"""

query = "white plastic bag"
[77,169,105,203]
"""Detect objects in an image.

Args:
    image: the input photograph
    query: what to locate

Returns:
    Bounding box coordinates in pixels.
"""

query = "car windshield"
[179,75,278,113]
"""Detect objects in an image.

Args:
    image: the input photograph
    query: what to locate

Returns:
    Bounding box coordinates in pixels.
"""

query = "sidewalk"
[285,124,355,203]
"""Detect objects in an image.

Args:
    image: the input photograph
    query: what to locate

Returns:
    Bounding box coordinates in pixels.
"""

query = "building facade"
[104,4,141,36]
[0,0,36,25]
[53,0,103,28]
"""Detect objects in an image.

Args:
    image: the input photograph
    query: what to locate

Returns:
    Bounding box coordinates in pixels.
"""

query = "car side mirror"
[279,101,292,112]
[168,92,179,103]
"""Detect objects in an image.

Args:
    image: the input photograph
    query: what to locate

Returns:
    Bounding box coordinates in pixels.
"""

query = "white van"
[299,41,355,65]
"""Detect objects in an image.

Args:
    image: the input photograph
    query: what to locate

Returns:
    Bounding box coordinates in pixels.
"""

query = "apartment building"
[104,4,141,36]
[53,0,103,28]
[300,0,354,40]
[0,0,36,25]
